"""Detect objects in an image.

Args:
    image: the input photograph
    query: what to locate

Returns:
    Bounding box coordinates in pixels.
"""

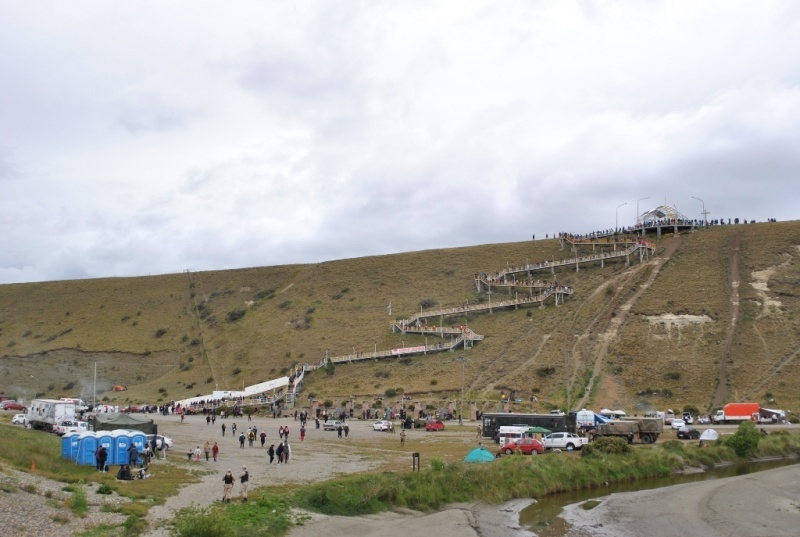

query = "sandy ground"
[561,464,800,537]
[141,414,800,537]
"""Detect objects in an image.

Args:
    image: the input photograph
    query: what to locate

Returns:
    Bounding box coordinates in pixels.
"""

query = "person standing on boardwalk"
[239,466,249,501]
[212,442,219,462]
[222,469,234,503]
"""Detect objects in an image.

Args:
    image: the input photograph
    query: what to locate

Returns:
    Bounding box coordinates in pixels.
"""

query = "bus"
[481,412,568,442]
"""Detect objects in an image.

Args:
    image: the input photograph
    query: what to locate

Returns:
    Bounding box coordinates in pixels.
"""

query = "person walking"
[204,441,211,461]
[400,429,406,447]
[194,445,202,462]
[159,439,168,460]
[283,440,291,464]
[275,442,284,464]
[212,442,219,462]
[239,466,249,501]
[232,422,237,436]
[268,444,275,464]
[222,469,234,503]
[238,432,245,448]
[247,429,255,447]
[221,423,226,437]
[300,425,306,442]
[260,431,266,448]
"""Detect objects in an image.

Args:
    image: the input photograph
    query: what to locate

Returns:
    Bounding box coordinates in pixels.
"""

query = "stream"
[518,457,800,536]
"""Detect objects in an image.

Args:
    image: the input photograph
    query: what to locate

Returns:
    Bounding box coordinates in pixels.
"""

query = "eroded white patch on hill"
[750,253,791,316]
[646,313,713,340]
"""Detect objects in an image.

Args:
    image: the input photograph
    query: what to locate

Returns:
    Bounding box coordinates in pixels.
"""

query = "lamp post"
[691,196,707,225]
[615,202,628,233]
[636,197,649,226]
[457,356,468,423]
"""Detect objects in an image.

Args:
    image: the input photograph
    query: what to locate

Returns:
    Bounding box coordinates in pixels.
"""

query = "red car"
[425,419,445,431]
[501,437,545,455]
[2,401,27,411]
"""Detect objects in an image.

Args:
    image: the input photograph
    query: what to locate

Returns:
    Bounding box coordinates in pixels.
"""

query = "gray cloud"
[1,2,799,284]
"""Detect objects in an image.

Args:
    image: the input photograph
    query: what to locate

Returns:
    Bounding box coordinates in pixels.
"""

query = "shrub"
[384,388,399,398]
[583,436,631,455]
[323,400,333,408]
[325,361,335,376]
[536,367,556,378]
[97,483,113,495]
[232,367,242,376]
[664,371,681,381]
[430,457,445,471]
[420,298,437,309]
[154,328,168,338]
[278,300,292,310]
[226,309,246,323]
[172,507,234,537]
[726,421,761,457]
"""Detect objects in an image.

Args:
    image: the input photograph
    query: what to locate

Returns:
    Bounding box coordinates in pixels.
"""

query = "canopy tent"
[699,429,719,442]
[464,446,495,463]
[638,204,692,225]
[89,413,157,435]
[526,426,551,435]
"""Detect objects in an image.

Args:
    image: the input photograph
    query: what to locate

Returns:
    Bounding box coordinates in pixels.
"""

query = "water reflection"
[518,458,799,536]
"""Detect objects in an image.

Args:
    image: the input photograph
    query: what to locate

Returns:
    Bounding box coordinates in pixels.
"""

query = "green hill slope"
[1,222,799,416]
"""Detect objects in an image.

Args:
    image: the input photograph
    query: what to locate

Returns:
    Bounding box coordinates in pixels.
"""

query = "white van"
[498,425,530,447]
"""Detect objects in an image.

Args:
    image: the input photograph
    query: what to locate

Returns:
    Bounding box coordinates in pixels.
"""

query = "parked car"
[696,415,710,424]
[671,418,686,430]
[323,420,343,431]
[501,437,545,455]
[1,401,27,411]
[682,412,694,425]
[677,427,701,440]
[542,432,588,450]
[53,420,81,435]
[425,419,445,431]
[373,420,392,432]
[11,414,27,425]
[145,434,174,450]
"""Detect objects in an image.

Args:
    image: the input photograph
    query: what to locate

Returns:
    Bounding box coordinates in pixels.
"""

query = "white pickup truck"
[542,432,589,450]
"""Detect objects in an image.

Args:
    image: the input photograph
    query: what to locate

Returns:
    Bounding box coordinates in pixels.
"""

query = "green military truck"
[590,417,663,444]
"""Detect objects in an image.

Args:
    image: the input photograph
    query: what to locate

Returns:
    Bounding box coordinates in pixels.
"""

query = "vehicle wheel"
[505,448,514,455]
[641,434,654,444]
[531,449,538,455]
[566,443,575,450]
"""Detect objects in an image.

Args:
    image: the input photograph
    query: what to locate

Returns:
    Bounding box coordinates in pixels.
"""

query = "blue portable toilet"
[112,430,131,466]
[77,432,98,466]
[61,432,80,460]
[96,431,114,465]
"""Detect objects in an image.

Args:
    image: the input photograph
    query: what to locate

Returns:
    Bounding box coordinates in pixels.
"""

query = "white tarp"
[700,429,719,441]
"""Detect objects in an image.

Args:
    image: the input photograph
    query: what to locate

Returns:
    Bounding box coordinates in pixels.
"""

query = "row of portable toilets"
[61,430,148,466]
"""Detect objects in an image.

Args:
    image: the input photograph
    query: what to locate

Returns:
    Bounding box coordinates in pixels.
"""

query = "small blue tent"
[464,446,495,463]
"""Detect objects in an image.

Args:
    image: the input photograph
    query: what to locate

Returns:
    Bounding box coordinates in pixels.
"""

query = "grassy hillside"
[1,221,799,415]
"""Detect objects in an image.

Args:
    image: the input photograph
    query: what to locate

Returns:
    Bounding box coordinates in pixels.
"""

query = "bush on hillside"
[226,309,246,323]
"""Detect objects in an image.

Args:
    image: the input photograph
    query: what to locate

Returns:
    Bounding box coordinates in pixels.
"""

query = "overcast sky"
[2,1,799,284]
